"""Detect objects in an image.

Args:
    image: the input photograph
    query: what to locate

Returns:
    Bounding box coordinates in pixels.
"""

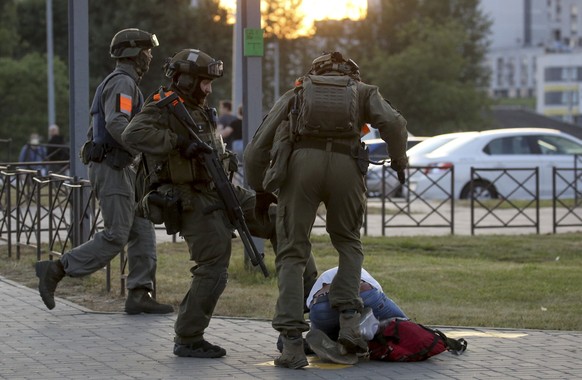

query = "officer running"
[35,28,173,315]
[244,51,408,369]
[122,48,262,358]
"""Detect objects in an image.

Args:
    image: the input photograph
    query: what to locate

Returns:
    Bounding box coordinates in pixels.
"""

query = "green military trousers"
[60,161,157,291]
[174,189,233,345]
[272,146,366,336]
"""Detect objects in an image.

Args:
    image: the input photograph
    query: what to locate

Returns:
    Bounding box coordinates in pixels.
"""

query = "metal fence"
[0,164,172,294]
[365,157,582,236]
[3,157,582,292]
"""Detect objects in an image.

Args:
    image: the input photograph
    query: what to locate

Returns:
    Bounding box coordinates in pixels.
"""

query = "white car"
[366,132,474,195]
[407,128,582,200]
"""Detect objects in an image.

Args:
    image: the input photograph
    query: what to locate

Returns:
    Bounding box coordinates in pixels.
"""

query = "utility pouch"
[142,190,183,235]
[206,107,219,125]
[90,143,107,163]
[355,141,370,175]
[104,147,133,170]
[80,140,93,165]
[263,119,293,192]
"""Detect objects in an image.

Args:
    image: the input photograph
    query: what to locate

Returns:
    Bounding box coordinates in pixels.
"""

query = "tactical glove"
[390,156,408,185]
[176,135,212,159]
[255,191,278,211]
[176,135,191,156]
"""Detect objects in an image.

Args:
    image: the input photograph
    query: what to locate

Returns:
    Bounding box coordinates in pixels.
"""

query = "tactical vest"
[296,74,359,138]
[90,71,143,149]
[150,91,226,185]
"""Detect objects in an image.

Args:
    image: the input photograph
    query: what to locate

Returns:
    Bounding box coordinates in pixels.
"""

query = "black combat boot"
[338,309,369,355]
[274,334,309,369]
[173,340,226,358]
[35,260,65,310]
[125,288,174,314]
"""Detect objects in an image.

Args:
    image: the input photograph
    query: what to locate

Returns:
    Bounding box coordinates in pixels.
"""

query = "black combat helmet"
[309,51,360,79]
[110,28,159,59]
[164,49,223,82]
[164,49,223,102]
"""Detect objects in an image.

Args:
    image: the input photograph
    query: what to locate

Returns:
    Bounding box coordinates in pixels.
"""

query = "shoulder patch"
[116,93,133,116]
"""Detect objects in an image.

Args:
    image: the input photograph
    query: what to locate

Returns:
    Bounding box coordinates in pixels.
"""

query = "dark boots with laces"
[306,328,358,365]
[35,260,66,310]
[173,340,227,358]
[274,334,309,369]
[124,288,174,315]
[338,309,369,355]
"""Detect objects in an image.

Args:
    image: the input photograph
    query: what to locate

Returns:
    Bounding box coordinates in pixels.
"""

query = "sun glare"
[219,0,367,36]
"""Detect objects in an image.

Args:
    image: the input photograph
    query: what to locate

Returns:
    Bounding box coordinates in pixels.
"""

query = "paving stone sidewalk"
[1,276,581,380]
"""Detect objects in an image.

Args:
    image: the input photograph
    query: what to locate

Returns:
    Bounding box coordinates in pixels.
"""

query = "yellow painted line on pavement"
[444,330,528,339]
[259,356,353,369]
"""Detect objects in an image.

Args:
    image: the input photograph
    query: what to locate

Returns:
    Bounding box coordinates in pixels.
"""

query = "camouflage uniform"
[61,63,156,291]
[245,53,408,363]
[34,29,172,315]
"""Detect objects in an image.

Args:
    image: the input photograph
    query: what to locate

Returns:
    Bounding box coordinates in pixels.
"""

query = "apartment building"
[482,0,582,97]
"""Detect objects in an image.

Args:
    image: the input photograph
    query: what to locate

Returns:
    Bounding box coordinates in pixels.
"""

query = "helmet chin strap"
[134,51,150,78]
[192,80,207,105]
[172,77,206,105]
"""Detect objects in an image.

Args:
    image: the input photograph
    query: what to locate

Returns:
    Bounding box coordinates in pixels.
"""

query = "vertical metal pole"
[68,0,90,244]
[46,0,55,127]
[233,3,243,112]
[241,0,263,145]
[273,39,280,102]
[241,0,265,260]
[68,0,89,180]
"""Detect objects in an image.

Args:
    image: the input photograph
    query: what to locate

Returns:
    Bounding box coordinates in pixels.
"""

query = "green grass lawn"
[2,232,581,331]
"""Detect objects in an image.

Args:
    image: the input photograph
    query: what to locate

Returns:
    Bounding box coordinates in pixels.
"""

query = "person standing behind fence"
[34,28,173,315]
[19,133,47,175]
[244,51,408,369]
[46,124,69,173]
[223,104,243,159]
[217,100,238,132]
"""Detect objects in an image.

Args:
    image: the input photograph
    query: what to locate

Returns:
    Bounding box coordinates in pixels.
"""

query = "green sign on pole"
[244,28,264,57]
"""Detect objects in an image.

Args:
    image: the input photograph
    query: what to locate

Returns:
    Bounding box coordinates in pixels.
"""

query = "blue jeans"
[309,288,408,340]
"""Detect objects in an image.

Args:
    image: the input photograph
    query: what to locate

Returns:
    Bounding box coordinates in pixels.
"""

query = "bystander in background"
[217,100,237,141]
[46,124,69,173]
[224,104,243,158]
[19,132,47,175]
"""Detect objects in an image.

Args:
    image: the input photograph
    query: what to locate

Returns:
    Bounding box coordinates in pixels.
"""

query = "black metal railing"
[553,166,582,233]
[5,157,582,294]
[366,164,455,235]
[469,167,539,235]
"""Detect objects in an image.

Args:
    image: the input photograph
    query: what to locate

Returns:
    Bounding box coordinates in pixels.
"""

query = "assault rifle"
[156,92,269,277]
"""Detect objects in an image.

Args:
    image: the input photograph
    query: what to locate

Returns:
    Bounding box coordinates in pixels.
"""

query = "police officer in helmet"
[110,28,159,78]
[35,28,173,315]
[123,48,256,358]
[245,51,408,368]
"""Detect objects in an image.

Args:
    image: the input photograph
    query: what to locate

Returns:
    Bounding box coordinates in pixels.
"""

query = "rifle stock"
[156,92,269,277]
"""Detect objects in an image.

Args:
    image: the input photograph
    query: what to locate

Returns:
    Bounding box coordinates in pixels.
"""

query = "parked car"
[366,132,474,195]
[365,136,427,161]
[406,128,582,200]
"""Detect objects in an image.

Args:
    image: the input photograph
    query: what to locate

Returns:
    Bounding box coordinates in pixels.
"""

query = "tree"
[0,0,21,58]
[14,0,69,62]
[364,20,490,135]
[351,0,492,134]
[261,0,306,107]
[85,0,233,102]
[0,53,69,160]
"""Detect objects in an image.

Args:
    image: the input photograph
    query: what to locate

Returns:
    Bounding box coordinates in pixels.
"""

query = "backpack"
[296,74,359,138]
[368,318,467,362]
